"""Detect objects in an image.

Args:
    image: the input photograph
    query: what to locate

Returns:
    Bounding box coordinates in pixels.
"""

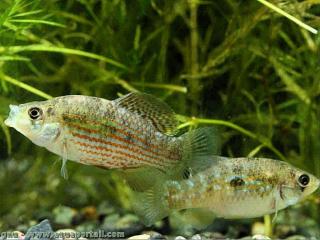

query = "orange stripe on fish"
[65,116,181,161]
[71,136,169,167]
[80,157,133,168]
[72,136,170,166]
[67,123,179,163]
[79,157,123,168]
[77,144,167,168]
[78,149,140,168]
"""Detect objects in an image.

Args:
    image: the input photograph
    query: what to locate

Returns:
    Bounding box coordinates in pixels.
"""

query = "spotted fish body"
[135,156,320,225]
[4,93,216,175]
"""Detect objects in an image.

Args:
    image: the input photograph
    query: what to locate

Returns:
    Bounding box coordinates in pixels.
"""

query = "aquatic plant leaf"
[9,19,66,28]
[271,58,311,105]
[0,45,128,70]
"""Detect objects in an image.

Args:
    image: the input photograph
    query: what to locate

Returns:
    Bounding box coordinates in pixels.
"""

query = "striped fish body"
[134,157,320,225]
[51,95,181,169]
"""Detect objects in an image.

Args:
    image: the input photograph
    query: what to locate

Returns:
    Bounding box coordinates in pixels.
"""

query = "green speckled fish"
[4,93,218,179]
[133,156,320,226]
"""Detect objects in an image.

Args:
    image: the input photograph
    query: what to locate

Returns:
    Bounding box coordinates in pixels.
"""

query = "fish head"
[279,165,320,206]
[293,169,320,198]
[4,102,61,147]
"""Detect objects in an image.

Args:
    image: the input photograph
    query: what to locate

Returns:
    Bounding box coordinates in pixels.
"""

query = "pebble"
[102,213,144,237]
[252,235,271,240]
[199,232,226,239]
[128,234,151,240]
[285,236,308,240]
[275,224,297,238]
[175,237,187,240]
[53,206,77,226]
[24,219,54,240]
[240,235,271,240]
[191,234,202,240]
[251,222,265,236]
[143,231,166,239]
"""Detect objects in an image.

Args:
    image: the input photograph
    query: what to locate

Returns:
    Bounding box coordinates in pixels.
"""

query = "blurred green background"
[0,0,319,238]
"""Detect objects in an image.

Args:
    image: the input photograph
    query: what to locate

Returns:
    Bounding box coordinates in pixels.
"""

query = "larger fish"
[133,156,320,225]
[4,93,218,178]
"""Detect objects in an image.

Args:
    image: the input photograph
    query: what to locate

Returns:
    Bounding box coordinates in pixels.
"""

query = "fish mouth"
[4,118,12,127]
[4,104,19,127]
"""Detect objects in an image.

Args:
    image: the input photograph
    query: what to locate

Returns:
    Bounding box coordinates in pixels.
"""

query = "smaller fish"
[133,156,320,226]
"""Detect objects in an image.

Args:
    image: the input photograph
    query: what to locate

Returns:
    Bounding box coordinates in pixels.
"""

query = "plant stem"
[256,0,317,34]
[188,0,200,115]
[264,214,273,237]
[190,0,199,76]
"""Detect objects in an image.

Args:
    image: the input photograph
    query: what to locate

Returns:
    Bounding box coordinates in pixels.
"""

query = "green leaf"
[0,55,30,61]
[256,0,318,34]
[9,19,66,27]
[1,44,128,70]
[12,9,43,17]
[271,58,311,105]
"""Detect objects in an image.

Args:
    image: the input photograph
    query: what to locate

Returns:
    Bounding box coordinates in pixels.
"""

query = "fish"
[4,93,219,179]
[133,156,320,226]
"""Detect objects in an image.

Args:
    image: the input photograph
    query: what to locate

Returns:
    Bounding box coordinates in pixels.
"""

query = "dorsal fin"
[115,92,179,135]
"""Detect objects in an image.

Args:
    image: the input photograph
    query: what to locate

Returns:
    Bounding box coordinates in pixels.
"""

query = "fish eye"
[28,107,42,120]
[298,174,310,187]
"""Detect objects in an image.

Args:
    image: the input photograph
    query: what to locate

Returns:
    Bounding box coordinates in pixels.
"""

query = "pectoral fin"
[61,139,68,179]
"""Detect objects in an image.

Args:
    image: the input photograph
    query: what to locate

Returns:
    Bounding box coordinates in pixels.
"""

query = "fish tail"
[132,169,170,226]
[178,127,221,175]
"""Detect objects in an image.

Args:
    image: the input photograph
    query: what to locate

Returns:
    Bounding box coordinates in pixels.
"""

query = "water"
[0,0,319,238]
